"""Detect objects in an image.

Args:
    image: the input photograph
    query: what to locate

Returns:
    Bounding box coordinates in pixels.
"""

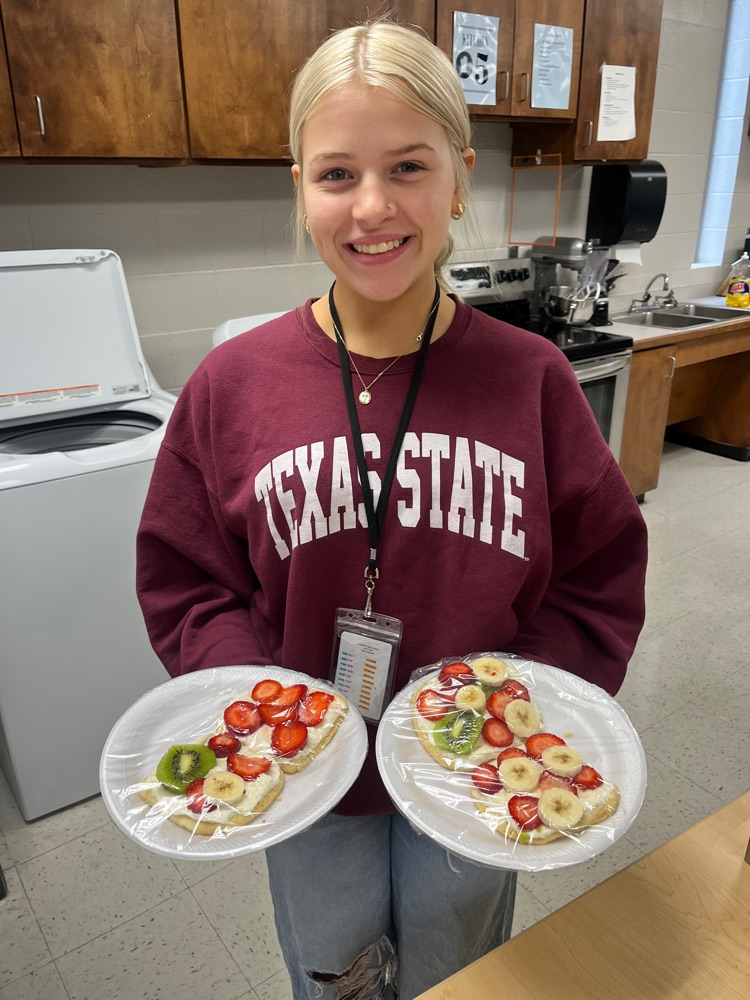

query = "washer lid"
[0,249,152,422]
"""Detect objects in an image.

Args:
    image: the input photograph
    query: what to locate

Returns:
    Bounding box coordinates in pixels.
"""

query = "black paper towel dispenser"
[585,161,667,246]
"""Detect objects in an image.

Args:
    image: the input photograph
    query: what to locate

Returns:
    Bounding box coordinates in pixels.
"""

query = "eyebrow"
[309,142,436,165]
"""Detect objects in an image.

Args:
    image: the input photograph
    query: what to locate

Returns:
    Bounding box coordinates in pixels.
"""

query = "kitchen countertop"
[416,789,750,1000]
[605,297,750,350]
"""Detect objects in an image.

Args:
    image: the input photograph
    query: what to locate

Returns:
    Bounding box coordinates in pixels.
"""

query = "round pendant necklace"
[330,296,441,405]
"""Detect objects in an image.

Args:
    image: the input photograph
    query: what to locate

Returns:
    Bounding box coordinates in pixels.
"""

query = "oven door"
[570,351,631,463]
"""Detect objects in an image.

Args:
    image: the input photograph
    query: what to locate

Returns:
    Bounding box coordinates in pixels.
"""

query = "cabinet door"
[510,0,583,119]
[180,1,436,160]
[618,345,675,497]
[1,0,187,158]
[573,0,663,161]
[179,0,327,160]
[326,1,435,37]
[0,21,20,157]
[437,0,515,118]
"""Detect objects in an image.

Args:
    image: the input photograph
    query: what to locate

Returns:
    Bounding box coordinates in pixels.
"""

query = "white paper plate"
[100,665,367,860]
[376,656,647,871]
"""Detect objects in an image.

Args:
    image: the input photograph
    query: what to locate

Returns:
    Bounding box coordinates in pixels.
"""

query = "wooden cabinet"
[618,345,675,498]
[0,20,19,157]
[179,0,435,160]
[511,0,663,162]
[619,318,750,497]
[436,0,583,119]
[1,0,188,159]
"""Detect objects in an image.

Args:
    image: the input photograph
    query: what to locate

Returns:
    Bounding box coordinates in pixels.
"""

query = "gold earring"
[451,203,465,221]
[302,214,310,233]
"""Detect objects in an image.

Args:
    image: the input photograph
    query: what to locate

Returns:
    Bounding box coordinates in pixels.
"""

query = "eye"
[395,161,422,174]
[321,168,349,181]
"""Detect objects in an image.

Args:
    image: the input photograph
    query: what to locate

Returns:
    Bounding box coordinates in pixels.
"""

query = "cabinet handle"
[34,95,46,137]
[584,120,593,147]
[520,72,529,102]
[499,69,510,101]
[666,355,676,379]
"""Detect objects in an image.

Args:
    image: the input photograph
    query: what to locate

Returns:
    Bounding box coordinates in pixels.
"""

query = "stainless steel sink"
[614,311,714,329]
[670,303,746,320]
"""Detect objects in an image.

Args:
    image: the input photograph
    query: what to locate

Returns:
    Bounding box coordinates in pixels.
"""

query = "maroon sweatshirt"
[136,298,647,814]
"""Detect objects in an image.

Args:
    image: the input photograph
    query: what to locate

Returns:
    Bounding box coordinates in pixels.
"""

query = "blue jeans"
[265,812,516,999]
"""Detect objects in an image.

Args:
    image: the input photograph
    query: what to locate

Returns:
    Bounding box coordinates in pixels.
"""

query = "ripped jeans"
[266,812,516,999]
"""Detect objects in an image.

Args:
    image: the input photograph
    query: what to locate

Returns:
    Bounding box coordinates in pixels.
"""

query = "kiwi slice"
[433,711,483,755]
[156,744,217,793]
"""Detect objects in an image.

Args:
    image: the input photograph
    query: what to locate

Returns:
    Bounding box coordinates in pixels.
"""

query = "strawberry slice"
[416,688,456,722]
[525,732,566,761]
[227,754,272,781]
[539,770,578,794]
[574,765,604,789]
[497,746,529,764]
[438,661,475,686]
[482,717,514,749]
[224,700,262,736]
[486,679,530,720]
[251,679,283,703]
[472,763,503,796]
[508,794,542,830]
[298,690,334,727]
[207,733,241,757]
[185,778,218,814]
[259,701,298,726]
[273,684,308,708]
[271,720,308,758]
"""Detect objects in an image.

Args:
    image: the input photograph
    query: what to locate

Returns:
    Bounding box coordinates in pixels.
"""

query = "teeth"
[352,239,404,254]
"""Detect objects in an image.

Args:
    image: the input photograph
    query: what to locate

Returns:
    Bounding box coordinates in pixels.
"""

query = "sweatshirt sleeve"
[509,454,647,696]
[136,428,273,679]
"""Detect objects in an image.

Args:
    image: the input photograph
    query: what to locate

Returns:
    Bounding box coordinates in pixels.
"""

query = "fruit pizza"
[139,678,347,837]
[412,654,620,845]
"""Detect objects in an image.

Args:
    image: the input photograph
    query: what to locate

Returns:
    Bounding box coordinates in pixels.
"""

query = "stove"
[445,258,633,461]
[445,259,633,361]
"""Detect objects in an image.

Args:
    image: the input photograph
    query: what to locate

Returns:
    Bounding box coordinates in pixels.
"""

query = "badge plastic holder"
[329,609,403,725]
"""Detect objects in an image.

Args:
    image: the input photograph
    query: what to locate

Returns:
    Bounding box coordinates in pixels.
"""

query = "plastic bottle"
[725,252,750,309]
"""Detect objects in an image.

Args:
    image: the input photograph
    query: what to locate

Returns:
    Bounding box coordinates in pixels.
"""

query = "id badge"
[330,609,403,724]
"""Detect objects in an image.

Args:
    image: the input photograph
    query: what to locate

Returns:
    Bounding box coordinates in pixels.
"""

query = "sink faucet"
[629,273,677,312]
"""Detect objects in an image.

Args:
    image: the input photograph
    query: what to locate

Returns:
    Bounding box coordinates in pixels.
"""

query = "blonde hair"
[289,21,473,286]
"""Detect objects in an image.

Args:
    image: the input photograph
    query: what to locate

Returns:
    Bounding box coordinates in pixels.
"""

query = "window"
[693,0,750,266]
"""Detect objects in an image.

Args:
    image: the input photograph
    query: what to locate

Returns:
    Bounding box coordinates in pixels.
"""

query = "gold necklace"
[331,298,441,405]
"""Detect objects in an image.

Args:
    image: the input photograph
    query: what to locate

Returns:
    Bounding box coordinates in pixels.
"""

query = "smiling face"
[293,84,474,312]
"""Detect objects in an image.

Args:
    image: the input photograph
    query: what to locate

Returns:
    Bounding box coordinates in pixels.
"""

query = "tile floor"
[1,442,749,1000]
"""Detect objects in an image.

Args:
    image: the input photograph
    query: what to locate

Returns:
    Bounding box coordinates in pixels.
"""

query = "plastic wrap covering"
[100,666,367,859]
[376,652,646,871]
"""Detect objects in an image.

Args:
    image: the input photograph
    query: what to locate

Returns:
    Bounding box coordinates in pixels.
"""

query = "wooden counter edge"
[415,790,750,1000]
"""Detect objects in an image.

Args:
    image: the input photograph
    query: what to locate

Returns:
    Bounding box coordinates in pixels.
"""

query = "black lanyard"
[330,281,441,590]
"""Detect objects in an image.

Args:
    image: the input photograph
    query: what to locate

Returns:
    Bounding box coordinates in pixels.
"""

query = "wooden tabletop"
[416,790,750,1000]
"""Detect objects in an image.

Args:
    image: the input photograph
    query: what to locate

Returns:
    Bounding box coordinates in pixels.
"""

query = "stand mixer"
[530,237,611,326]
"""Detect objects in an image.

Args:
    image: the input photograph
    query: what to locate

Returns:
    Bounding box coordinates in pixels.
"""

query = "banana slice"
[203,771,246,806]
[470,657,509,686]
[498,756,541,792]
[454,684,487,712]
[537,788,584,830]
[541,744,583,777]
[504,699,542,738]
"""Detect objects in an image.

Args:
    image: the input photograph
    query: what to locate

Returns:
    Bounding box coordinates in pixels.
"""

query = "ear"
[291,163,300,186]
[462,147,476,173]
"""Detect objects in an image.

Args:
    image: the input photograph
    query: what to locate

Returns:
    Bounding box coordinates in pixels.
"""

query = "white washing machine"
[0,249,176,820]
[211,311,285,347]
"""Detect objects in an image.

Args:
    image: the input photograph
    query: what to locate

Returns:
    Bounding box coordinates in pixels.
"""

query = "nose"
[352,174,394,225]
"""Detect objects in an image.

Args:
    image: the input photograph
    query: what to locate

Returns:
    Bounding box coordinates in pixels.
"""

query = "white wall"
[1,0,748,393]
